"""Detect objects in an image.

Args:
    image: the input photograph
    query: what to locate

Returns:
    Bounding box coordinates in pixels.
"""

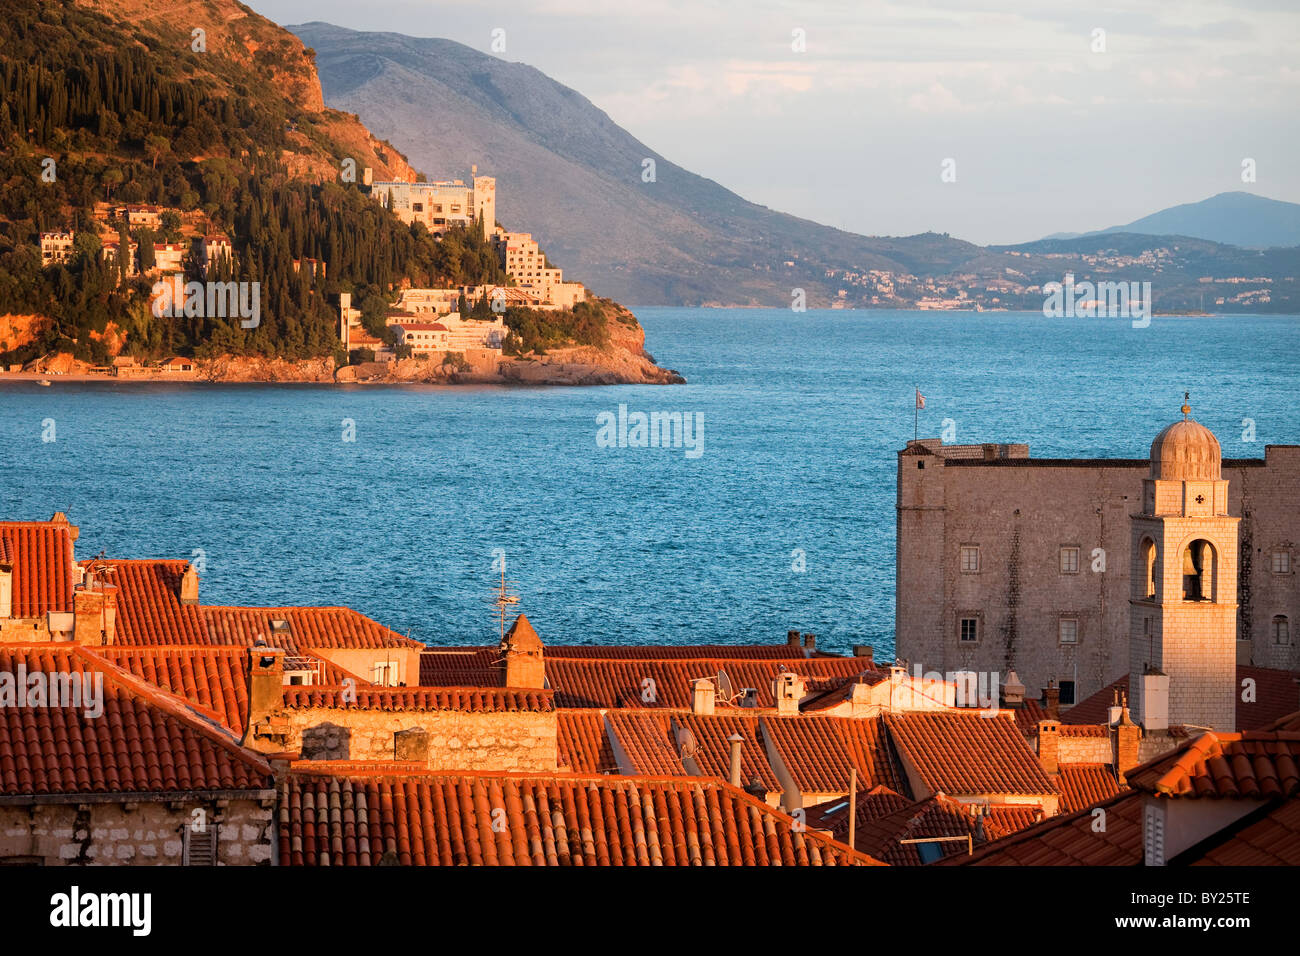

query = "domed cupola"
[1149,393,1221,480]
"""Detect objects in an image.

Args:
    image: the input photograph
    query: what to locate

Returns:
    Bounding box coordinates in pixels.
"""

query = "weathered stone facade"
[0,797,274,865]
[285,707,558,771]
[896,440,1300,707]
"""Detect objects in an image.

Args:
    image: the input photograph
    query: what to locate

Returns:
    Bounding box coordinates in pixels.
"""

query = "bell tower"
[1129,396,1238,732]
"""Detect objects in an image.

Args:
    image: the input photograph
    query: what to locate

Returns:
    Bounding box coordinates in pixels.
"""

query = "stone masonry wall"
[285,707,558,772]
[0,799,273,865]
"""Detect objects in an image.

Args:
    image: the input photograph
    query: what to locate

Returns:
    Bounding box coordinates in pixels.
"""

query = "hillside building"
[369,169,496,236]
[39,231,74,267]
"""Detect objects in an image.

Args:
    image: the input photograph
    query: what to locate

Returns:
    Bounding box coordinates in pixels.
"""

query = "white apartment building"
[40,232,75,267]
[369,169,496,236]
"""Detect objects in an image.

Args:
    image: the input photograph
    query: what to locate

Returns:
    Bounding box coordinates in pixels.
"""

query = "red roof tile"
[984,804,1044,837]
[1057,764,1124,813]
[0,521,74,617]
[1184,798,1300,866]
[885,713,1059,797]
[200,606,419,651]
[949,791,1145,866]
[278,769,882,866]
[99,560,206,643]
[0,646,272,795]
[545,644,817,660]
[420,648,500,686]
[557,712,619,774]
[606,712,686,775]
[834,716,910,796]
[1125,729,1300,798]
[283,686,553,713]
[545,658,876,709]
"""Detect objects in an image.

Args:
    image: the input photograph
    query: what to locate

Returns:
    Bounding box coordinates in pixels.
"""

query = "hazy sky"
[252,0,1299,245]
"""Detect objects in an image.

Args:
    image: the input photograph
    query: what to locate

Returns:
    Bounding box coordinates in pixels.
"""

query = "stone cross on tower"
[1128,398,1239,732]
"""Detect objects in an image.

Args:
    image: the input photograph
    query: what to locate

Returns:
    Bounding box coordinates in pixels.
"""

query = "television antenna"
[493,564,520,646]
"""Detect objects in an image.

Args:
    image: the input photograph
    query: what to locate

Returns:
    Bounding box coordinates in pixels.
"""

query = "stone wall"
[285,707,558,772]
[0,798,273,865]
[897,444,1300,706]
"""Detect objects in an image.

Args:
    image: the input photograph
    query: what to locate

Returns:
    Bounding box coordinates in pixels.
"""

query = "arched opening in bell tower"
[1139,537,1157,599]
[1181,539,1216,602]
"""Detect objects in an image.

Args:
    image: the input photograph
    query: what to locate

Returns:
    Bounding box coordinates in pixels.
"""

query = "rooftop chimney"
[802,632,816,651]
[1140,668,1170,732]
[787,629,801,647]
[772,671,806,716]
[179,565,199,605]
[1115,695,1141,782]
[1037,719,1060,775]
[1044,681,1060,719]
[242,646,287,754]
[1107,688,1124,726]
[501,613,545,689]
[692,678,716,716]
[852,645,874,664]
[727,733,744,786]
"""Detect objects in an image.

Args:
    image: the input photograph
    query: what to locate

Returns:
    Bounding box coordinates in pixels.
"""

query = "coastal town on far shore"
[9,166,591,382]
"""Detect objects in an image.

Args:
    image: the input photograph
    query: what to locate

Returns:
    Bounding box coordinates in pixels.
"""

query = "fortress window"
[959,618,978,642]
[1058,681,1076,706]
[1059,547,1080,574]
[1059,619,1079,644]
[1272,551,1291,574]
[960,546,980,574]
[1273,616,1291,645]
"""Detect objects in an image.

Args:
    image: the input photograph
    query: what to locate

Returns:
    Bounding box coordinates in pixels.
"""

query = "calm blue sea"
[1,309,1297,657]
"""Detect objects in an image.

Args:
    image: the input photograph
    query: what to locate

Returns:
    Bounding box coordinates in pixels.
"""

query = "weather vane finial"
[1181,391,1191,420]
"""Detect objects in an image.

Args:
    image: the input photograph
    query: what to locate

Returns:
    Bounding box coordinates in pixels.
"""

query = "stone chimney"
[1140,667,1170,732]
[786,629,801,648]
[852,645,874,664]
[500,613,545,689]
[692,678,716,716]
[802,632,816,652]
[1037,719,1060,775]
[772,671,806,716]
[242,646,287,754]
[1115,696,1142,782]
[1043,681,1061,719]
[727,733,744,786]
[72,585,117,645]
[179,564,199,605]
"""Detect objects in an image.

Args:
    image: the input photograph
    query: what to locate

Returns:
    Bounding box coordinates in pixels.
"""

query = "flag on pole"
[915,390,925,410]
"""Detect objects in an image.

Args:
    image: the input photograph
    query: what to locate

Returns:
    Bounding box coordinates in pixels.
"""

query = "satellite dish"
[717,670,734,700]
[674,725,699,758]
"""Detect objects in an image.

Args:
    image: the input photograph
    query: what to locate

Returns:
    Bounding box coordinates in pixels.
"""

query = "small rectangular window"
[1272,551,1291,574]
[1060,547,1080,574]
[1058,680,1076,706]
[1273,617,1291,645]
[960,546,980,573]
[1059,619,1079,644]
[959,618,978,642]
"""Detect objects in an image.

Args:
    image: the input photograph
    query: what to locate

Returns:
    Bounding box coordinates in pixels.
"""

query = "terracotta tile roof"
[98,560,206,643]
[673,714,780,793]
[606,712,686,775]
[199,606,419,651]
[282,686,554,713]
[1060,724,1108,737]
[545,658,876,709]
[88,646,364,732]
[557,711,619,774]
[1184,798,1300,866]
[763,715,861,795]
[1057,763,1125,813]
[0,521,74,617]
[984,804,1044,836]
[885,713,1058,797]
[1065,668,1300,731]
[806,787,1040,865]
[1125,729,1300,798]
[948,790,1145,866]
[1009,697,1052,734]
[420,648,501,686]
[834,716,910,796]
[797,672,891,712]
[0,646,273,796]
[101,558,421,651]
[278,769,882,865]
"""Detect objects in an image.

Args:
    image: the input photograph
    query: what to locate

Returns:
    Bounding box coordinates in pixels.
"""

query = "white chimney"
[692,678,716,716]
[727,733,744,786]
[772,672,806,716]
[1141,669,1170,732]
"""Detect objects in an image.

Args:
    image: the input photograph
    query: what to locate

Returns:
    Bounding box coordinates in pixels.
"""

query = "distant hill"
[291,22,1005,307]
[1045,192,1300,250]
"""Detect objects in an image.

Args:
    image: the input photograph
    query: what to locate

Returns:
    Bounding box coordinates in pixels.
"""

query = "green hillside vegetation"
[0,0,597,368]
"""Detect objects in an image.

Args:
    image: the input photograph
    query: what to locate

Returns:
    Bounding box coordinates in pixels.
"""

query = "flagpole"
[914,386,918,440]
